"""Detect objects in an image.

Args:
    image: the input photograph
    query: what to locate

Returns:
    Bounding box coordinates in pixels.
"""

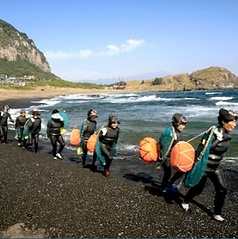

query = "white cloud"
[122,39,145,52]
[105,44,120,55]
[79,50,93,58]
[45,50,70,59]
[45,39,144,59]
[100,39,144,56]
[45,49,93,59]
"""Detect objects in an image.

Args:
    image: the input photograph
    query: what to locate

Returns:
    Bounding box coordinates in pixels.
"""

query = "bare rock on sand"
[1,223,48,238]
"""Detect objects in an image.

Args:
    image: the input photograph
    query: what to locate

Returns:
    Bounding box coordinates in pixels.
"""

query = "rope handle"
[187,126,216,143]
[95,124,107,135]
[187,126,215,143]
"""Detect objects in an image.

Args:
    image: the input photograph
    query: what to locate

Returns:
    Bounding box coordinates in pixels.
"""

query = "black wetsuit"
[81,119,97,166]
[25,117,41,153]
[161,127,184,189]
[184,126,231,215]
[47,117,65,158]
[99,125,120,171]
[15,114,27,146]
[0,111,14,143]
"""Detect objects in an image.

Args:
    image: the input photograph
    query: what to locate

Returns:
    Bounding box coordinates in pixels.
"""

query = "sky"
[1,0,238,83]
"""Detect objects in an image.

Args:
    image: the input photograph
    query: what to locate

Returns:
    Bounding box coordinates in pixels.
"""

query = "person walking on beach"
[0,105,14,144]
[47,109,65,160]
[96,114,120,177]
[79,109,98,168]
[181,108,237,222]
[158,113,188,193]
[25,109,41,153]
[15,109,28,147]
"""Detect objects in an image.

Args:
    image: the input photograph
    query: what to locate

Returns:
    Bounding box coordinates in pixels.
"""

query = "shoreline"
[0,86,134,103]
[0,86,131,110]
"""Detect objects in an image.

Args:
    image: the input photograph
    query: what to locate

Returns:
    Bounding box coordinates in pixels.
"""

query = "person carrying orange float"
[79,109,98,170]
[181,108,237,222]
[158,113,188,193]
[95,114,120,177]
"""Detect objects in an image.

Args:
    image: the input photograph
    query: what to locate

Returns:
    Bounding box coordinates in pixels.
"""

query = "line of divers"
[0,104,237,222]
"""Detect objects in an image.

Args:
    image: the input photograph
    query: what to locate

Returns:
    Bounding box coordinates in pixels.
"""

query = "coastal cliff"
[0,19,57,80]
[0,19,50,72]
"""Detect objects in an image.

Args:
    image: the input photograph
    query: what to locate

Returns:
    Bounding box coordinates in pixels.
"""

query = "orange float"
[70,129,81,146]
[170,141,195,172]
[87,134,98,152]
[139,137,159,163]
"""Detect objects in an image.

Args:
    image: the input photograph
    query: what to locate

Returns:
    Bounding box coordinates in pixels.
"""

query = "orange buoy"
[139,137,159,163]
[87,134,98,152]
[170,141,195,172]
[70,129,81,146]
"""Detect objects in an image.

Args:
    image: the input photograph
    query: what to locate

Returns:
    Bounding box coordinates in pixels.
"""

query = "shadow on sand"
[123,171,213,217]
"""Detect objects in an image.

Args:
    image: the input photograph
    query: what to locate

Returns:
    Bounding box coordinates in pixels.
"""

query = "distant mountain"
[0,19,58,79]
[83,71,168,85]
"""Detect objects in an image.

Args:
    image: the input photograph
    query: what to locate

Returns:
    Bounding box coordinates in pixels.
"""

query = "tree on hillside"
[151,77,163,86]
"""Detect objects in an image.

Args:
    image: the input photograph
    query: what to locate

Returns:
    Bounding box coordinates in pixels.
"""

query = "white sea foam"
[223,157,238,162]
[31,99,62,107]
[107,94,197,104]
[106,94,157,103]
[184,97,198,100]
[174,105,219,118]
[216,101,238,106]
[210,96,233,101]
[119,144,138,152]
[58,94,104,100]
[206,91,222,95]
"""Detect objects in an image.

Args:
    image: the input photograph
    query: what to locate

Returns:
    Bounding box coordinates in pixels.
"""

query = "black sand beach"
[0,99,238,238]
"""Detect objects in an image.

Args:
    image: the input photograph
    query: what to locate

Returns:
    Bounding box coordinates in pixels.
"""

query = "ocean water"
[9,89,238,171]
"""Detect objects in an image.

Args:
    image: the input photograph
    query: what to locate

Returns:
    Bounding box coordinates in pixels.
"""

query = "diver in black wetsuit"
[80,109,98,168]
[25,109,42,153]
[182,108,237,222]
[160,113,188,192]
[15,109,28,147]
[47,109,65,160]
[0,105,14,144]
[98,114,120,177]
